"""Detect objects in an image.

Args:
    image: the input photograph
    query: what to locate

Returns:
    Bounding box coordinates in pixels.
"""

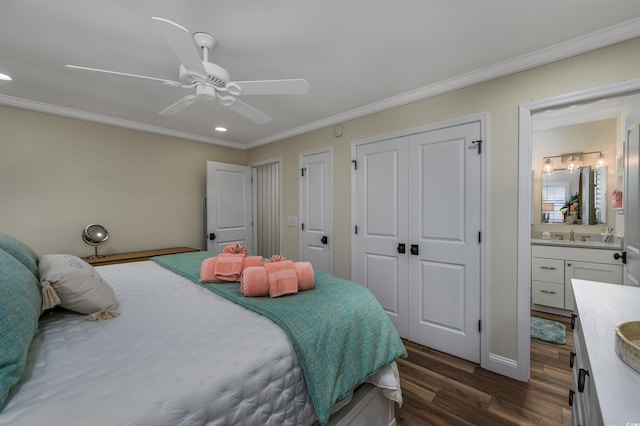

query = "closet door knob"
[397,243,406,254]
[410,245,419,255]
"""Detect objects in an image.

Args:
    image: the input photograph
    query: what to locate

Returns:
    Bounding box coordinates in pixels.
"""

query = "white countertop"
[572,279,640,425]
[532,238,621,250]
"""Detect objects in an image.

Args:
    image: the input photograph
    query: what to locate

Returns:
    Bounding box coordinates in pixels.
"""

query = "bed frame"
[327,385,395,426]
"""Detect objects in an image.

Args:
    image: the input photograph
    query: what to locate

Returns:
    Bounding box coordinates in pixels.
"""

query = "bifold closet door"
[354,120,482,363]
[407,122,481,363]
[353,136,409,336]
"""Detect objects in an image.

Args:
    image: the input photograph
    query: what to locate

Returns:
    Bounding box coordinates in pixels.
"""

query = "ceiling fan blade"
[151,17,206,76]
[228,79,310,96]
[66,65,182,86]
[220,96,272,123]
[159,94,199,115]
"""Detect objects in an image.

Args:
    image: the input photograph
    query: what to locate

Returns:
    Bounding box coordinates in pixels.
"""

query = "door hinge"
[478,320,482,333]
[355,225,358,235]
[301,223,305,231]
[472,140,482,154]
[478,231,482,243]
[352,159,357,170]
[301,167,306,177]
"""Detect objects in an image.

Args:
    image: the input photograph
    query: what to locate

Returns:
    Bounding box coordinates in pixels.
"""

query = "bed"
[0,234,406,426]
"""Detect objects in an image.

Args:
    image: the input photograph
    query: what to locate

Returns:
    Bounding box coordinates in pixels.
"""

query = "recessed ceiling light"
[0,73,12,81]
[215,126,227,132]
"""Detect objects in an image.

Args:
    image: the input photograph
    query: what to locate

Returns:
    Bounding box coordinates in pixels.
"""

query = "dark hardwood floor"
[396,311,573,425]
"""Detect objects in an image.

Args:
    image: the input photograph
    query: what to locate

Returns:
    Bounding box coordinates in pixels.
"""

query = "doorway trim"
[517,77,640,381]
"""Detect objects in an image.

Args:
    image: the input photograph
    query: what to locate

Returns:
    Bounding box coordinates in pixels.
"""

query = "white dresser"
[570,279,640,425]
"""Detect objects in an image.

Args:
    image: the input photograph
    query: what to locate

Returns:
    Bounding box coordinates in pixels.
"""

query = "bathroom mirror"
[541,166,607,225]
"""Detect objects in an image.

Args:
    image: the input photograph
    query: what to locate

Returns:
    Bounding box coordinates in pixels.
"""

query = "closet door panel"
[354,137,409,336]
[407,122,482,363]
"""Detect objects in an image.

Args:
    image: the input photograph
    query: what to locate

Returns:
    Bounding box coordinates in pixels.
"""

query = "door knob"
[410,244,419,255]
[321,236,328,244]
[397,243,406,254]
[209,233,216,241]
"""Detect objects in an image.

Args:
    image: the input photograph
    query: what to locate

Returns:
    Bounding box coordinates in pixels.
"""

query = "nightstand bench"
[83,247,198,266]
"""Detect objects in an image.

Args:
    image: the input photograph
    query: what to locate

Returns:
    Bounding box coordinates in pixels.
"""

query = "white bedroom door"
[353,137,410,336]
[300,149,332,273]
[354,120,482,363]
[623,105,640,286]
[206,161,253,254]
[406,122,482,363]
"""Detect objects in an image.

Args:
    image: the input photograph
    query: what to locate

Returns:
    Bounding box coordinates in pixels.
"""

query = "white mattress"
[0,261,316,425]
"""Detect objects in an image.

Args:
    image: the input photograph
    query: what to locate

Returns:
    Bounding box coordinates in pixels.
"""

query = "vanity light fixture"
[566,155,579,173]
[594,152,607,169]
[542,151,604,174]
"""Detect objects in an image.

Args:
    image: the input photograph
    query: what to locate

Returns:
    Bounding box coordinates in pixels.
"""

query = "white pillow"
[39,254,119,320]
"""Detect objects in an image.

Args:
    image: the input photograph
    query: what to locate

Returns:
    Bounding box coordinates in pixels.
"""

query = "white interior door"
[407,122,482,363]
[624,105,640,286]
[206,161,253,254]
[300,149,332,273]
[354,137,409,336]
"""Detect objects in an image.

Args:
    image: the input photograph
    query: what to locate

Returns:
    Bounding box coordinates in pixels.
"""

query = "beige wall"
[0,107,245,256]
[246,37,640,360]
[2,37,639,364]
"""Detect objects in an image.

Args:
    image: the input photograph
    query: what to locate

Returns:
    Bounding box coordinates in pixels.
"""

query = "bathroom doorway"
[517,78,640,379]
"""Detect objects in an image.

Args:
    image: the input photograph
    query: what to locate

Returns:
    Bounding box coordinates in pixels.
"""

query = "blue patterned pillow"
[0,233,39,277]
[0,249,42,409]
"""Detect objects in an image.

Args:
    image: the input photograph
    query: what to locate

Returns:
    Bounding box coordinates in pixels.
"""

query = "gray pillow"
[39,254,119,320]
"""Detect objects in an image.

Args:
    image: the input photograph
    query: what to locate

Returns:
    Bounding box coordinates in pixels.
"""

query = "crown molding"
[0,94,243,150]
[248,17,640,148]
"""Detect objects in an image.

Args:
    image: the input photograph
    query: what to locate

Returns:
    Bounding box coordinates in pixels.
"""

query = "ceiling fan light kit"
[66,17,309,129]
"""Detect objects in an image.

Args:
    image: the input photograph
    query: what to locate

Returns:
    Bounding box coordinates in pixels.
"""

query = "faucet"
[569,229,575,242]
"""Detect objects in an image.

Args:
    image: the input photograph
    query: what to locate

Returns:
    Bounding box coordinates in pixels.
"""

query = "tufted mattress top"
[0,261,316,425]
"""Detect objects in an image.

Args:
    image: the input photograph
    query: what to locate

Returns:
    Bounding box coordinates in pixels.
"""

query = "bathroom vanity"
[531,238,623,314]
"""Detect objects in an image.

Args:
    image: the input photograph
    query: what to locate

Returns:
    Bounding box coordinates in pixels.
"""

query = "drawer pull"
[570,352,576,368]
[568,389,575,407]
[578,368,589,392]
[540,266,556,270]
[540,289,556,294]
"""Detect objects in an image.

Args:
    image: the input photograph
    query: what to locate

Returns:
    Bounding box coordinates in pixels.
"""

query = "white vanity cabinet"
[570,279,640,425]
[531,244,622,313]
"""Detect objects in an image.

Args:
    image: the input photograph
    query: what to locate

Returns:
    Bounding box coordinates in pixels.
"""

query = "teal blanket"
[151,251,406,425]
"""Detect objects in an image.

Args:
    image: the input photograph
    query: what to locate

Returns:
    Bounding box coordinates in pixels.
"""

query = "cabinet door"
[565,261,623,311]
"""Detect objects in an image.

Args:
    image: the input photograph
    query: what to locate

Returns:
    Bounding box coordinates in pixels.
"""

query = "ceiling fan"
[66,17,309,124]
